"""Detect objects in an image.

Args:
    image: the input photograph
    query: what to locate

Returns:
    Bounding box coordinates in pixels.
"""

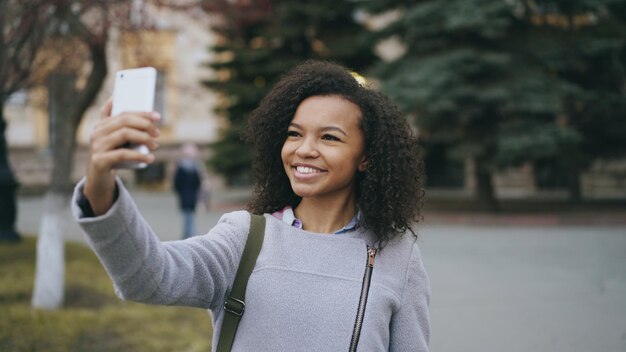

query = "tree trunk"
[566,165,582,203]
[474,155,499,212]
[0,101,21,242]
[32,41,107,308]
[31,192,67,309]
[31,73,77,309]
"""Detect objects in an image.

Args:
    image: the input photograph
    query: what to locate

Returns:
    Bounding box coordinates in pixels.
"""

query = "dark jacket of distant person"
[173,160,201,211]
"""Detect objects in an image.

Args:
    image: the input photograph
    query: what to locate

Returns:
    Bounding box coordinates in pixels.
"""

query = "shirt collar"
[272,206,360,235]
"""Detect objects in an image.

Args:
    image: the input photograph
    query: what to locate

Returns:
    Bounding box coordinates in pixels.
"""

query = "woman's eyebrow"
[289,122,348,137]
[320,126,348,136]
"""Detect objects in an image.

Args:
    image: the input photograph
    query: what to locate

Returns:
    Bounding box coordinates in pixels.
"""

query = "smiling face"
[281,95,367,202]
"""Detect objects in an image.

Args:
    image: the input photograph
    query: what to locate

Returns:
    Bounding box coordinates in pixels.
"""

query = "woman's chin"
[290,185,318,199]
[292,189,315,198]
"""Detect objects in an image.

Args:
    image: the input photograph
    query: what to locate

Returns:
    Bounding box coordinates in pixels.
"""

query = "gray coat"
[72,178,431,351]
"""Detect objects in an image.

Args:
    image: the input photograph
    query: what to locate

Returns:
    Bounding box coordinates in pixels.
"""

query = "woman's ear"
[358,156,368,172]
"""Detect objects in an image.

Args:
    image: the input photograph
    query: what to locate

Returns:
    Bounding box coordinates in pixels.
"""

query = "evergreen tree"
[203,0,274,185]
[366,0,624,208]
[366,0,571,210]
[203,0,376,184]
[544,1,626,200]
[497,1,626,201]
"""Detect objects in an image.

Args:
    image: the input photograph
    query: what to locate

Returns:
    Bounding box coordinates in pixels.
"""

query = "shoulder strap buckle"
[224,296,245,317]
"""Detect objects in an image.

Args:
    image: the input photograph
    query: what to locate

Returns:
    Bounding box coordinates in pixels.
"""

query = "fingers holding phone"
[89,110,161,171]
[84,67,159,215]
[85,109,161,215]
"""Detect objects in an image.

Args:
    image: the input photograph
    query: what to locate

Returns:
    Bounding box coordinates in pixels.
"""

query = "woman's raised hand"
[83,98,161,215]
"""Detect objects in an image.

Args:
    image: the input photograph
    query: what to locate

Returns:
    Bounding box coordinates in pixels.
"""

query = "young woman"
[73,60,430,351]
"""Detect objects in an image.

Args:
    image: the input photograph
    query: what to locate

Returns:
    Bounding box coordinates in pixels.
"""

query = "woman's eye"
[322,134,340,141]
[287,131,300,137]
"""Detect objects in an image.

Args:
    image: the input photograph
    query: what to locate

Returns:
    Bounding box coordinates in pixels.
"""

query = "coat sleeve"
[389,241,431,352]
[71,177,250,310]
[173,166,183,192]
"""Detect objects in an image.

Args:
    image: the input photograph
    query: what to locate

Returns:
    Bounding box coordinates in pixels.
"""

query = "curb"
[422,211,626,226]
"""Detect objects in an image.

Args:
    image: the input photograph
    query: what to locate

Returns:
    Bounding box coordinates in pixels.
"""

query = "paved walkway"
[17,187,251,243]
[421,224,626,352]
[16,189,626,352]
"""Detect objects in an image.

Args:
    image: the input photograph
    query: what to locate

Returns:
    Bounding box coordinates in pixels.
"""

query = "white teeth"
[296,166,321,174]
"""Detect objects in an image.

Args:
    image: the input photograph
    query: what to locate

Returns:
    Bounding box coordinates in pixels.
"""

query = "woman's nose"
[295,138,319,158]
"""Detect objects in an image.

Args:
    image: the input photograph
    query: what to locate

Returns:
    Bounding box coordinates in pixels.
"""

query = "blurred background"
[1,0,625,351]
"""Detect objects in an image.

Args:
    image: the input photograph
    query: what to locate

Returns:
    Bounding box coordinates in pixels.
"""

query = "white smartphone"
[111,67,157,169]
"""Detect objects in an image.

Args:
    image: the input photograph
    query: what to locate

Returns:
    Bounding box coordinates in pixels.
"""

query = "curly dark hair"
[244,60,424,244]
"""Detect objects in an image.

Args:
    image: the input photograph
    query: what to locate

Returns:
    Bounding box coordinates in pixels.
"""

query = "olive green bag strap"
[216,213,266,352]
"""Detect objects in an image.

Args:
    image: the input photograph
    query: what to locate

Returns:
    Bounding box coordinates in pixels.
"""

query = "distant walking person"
[174,143,203,238]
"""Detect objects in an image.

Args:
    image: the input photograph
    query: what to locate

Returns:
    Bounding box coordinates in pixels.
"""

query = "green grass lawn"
[0,237,213,351]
